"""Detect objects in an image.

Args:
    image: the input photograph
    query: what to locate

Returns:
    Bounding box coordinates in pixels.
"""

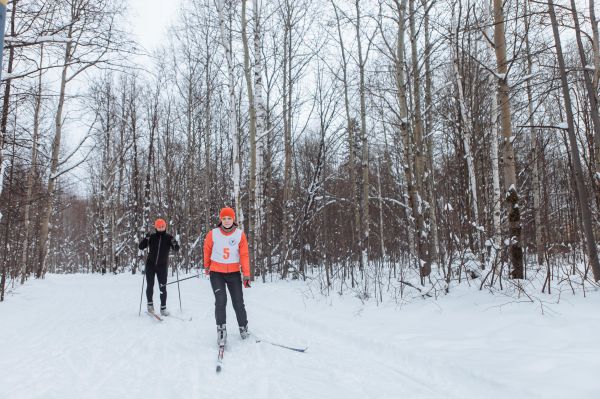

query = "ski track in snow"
[1,274,599,399]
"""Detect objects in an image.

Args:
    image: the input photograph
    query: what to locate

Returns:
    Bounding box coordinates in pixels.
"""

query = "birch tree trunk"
[242,0,257,276]
[376,156,386,299]
[204,39,213,233]
[524,0,544,268]
[281,1,293,278]
[139,92,158,271]
[37,25,74,279]
[489,88,501,256]
[99,82,111,275]
[452,9,481,259]
[355,0,370,272]
[422,0,440,264]
[131,81,141,274]
[481,2,502,262]
[20,46,44,283]
[253,0,266,278]
[493,0,523,279]
[217,0,242,220]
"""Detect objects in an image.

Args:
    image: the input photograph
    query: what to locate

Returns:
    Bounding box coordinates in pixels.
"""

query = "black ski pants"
[210,271,248,327]
[146,263,168,308]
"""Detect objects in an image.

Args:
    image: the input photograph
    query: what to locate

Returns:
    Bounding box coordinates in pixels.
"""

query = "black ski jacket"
[138,231,179,268]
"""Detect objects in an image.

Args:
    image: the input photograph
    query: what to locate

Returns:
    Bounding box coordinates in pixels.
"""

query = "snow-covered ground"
[1,273,599,399]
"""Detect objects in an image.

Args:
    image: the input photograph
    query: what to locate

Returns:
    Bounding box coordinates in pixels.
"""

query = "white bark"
[524,0,543,267]
[37,24,73,278]
[481,2,502,255]
[356,0,370,272]
[494,0,524,278]
[253,0,266,275]
[21,46,44,283]
[217,0,242,221]
[422,0,439,264]
[489,85,501,251]
[452,12,480,254]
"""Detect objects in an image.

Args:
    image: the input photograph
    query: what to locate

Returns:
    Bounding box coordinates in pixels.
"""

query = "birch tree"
[242,0,258,278]
[216,0,242,222]
[253,0,267,278]
[452,2,481,261]
[19,45,45,283]
[355,0,370,273]
[523,0,544,269]
[493,0,524,279]
[280,0,295,278]
[421,0,440,264]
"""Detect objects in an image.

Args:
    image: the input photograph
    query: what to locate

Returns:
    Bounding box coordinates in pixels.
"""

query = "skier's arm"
[138,234,150,250]
[203,230,214,270]
[239,232,250,278]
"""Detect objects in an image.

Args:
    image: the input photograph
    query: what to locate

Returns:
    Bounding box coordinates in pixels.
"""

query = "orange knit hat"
[219,207,235,220]
[154,218,167,229]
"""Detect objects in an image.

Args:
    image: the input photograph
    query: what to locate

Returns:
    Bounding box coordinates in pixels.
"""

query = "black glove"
[145,233,151,239]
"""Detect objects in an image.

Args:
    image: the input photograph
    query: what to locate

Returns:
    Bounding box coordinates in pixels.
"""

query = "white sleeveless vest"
[210,228,242,264]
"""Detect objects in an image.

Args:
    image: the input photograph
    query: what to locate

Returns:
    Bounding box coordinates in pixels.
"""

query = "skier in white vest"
[203,207,251,346]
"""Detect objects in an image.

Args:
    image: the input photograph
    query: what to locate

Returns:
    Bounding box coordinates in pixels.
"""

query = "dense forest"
[1,0,599,302]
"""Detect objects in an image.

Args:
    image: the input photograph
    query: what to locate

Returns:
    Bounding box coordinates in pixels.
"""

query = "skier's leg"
[210,272,227,325]
[145,264,156,308]
[157,264,168,309]
[225,272,248,328]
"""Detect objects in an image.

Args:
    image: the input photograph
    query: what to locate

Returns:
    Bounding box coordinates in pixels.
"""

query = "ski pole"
[138,225,150,316]
[138,263,145,316]
[252,333,308,353]
[160,273,200,287]
[175,233,182,312]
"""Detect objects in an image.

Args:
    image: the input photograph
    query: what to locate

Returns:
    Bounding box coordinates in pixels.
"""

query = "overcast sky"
[127,0,182,57]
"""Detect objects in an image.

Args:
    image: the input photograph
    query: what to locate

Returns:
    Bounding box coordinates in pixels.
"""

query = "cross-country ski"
[146,310,163,322]
[216,344,225,373]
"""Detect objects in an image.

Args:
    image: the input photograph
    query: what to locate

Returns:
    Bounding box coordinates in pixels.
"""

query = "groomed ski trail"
[1,273,599,399]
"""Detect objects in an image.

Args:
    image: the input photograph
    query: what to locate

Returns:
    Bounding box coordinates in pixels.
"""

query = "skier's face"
[156,225,166,232]
[221,216,234,228]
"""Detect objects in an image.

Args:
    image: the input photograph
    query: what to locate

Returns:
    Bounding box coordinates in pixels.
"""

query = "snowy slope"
[1,273,599,399]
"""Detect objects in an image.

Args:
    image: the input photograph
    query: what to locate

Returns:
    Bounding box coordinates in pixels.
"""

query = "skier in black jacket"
[139,218,179,316]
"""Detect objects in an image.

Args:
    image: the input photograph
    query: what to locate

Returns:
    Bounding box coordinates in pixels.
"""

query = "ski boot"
[147,303,155,313]
[160,306,170,317]
[239,325,249,340]
[217,324,227,346]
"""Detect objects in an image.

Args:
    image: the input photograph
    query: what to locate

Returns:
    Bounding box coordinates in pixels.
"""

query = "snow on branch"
[4,35,73,46]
